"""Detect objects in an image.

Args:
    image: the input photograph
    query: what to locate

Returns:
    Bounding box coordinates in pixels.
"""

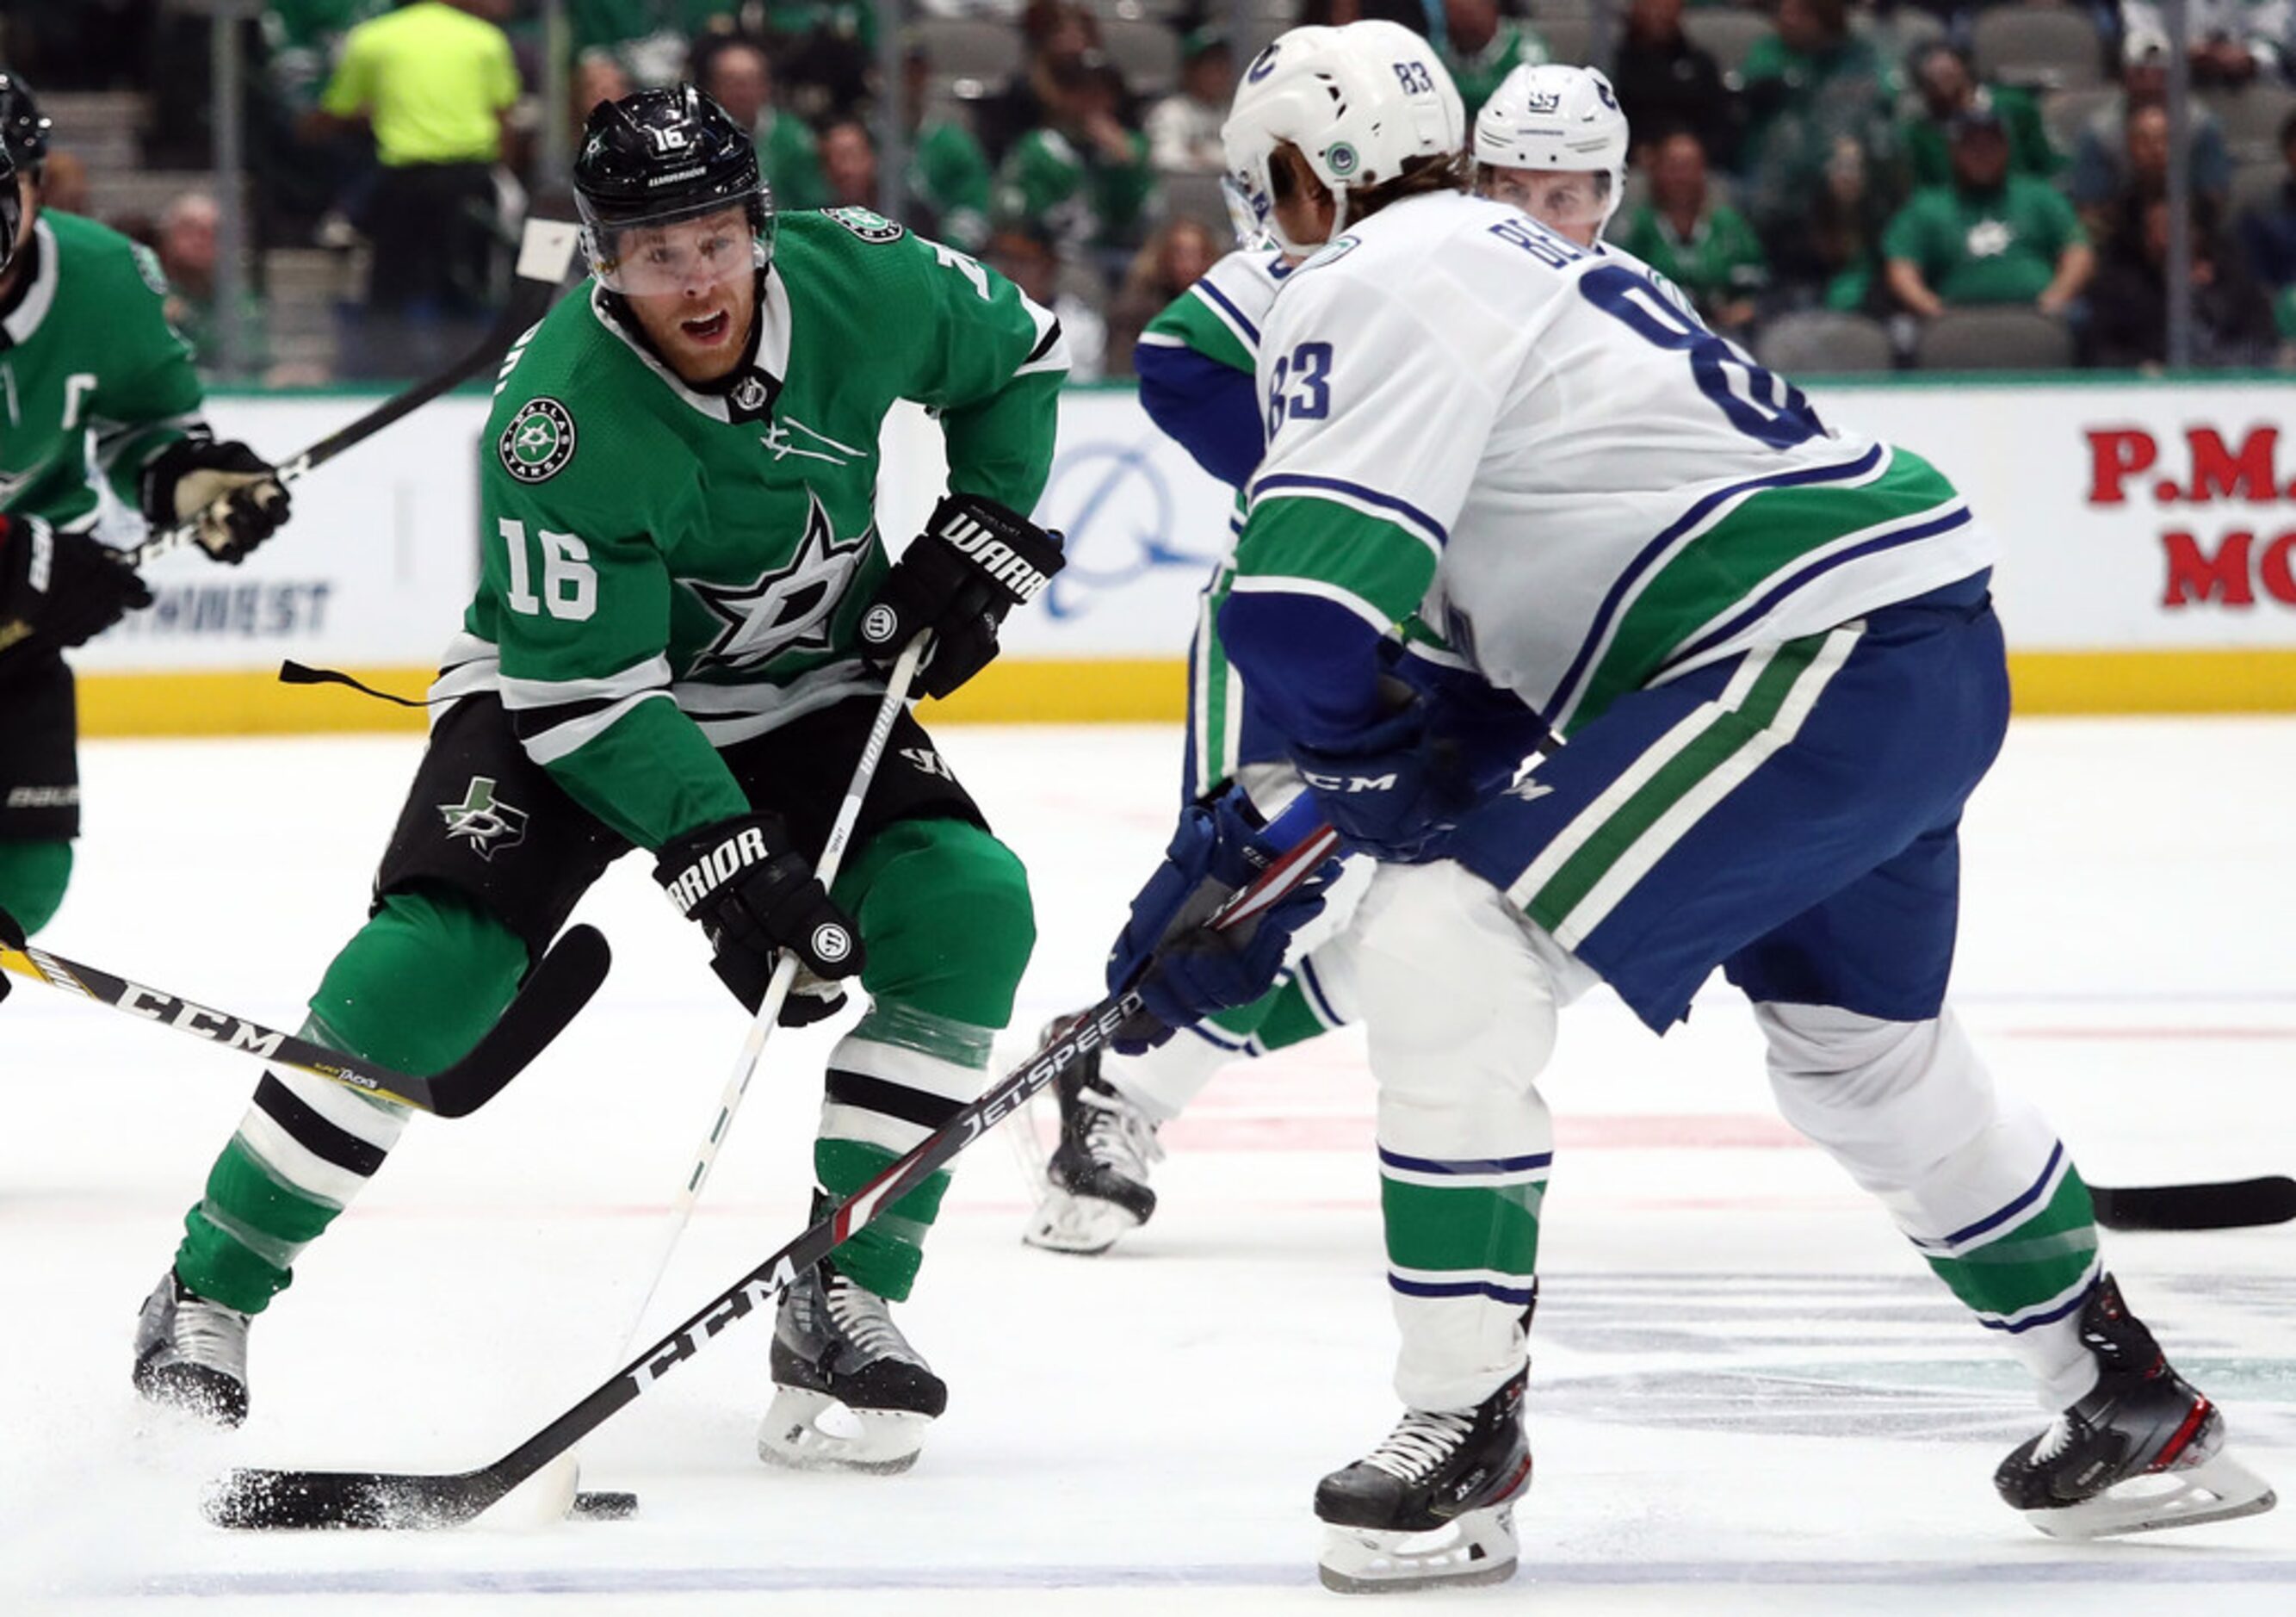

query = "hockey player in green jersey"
[133,86,1069,1474]
[0,74,291,939]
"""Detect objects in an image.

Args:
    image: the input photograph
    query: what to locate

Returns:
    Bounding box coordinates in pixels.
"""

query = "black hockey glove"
[0,513,153,655]
[858,493,1063,700]
[654,811,866,1024]
[139,437,291,564]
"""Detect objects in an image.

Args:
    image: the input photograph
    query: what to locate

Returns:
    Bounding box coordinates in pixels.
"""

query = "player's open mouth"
[681,311,730,344]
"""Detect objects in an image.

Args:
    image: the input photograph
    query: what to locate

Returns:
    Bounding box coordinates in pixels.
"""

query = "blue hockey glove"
[1105,787,1288,997]
[1291,700,1470,861]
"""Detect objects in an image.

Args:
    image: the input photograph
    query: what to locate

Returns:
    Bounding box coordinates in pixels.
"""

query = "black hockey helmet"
[0,146,17,278]
[0,71,52,177]
[573,85,772,294]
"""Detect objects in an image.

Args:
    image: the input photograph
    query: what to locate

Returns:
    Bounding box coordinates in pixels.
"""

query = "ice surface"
[3,717,2293,1615]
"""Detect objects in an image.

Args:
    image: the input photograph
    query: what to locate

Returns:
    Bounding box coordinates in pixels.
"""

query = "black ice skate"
[1995,1273,2276,1539]
[758,1258,945,1474]
[132,1270,251,1428]
[1315,1367,1532,1594]
[1023,1013,1163,1255]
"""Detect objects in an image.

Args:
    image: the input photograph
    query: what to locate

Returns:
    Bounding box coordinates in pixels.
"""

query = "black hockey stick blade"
[2091,1177,2296,1231]
[202,827,1343,1530]
[0,918,607,1118]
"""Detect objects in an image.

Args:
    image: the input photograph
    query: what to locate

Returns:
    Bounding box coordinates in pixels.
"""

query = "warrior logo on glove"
[857,493,1065,699]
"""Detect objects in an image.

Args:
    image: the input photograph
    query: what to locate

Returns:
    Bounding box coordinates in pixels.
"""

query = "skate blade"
[758,1386,931,1475]
[1022,1187,1142,1255]
[1317,1505,1519,1595]
[2023,1451,2278,1540]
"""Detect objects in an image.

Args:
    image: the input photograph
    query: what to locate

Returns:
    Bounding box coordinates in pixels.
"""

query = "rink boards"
[66,375,2296,734]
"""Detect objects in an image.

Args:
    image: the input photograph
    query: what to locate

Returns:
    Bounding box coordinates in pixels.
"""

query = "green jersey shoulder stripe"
[1228,495,1439,632]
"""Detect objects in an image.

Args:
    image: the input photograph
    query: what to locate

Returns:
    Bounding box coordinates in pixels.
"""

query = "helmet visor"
[579,190,770,296]
[1476,165,1612,236]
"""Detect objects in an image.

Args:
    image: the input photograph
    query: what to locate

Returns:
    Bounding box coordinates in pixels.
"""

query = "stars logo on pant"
[688,489,869,671]
[439,777,529,861]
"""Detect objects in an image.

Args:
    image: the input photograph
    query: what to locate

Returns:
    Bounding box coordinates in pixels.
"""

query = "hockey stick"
[0,222,581,661]
[201,818,1343,1529]
[2090,1177,2296,1231]
[0,906,609,1119]
[613,633,931,1351]
[130,220,583,570]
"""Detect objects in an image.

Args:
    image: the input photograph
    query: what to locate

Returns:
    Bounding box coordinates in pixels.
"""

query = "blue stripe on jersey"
[1252,473,1450,549]
[1661,507,1974,675]
[1545,444,1887,724]
[1297,955,1342,1027]
[1137,340,1265,490]
[1378,1147,1554,1176]
[1193,278,1263,346]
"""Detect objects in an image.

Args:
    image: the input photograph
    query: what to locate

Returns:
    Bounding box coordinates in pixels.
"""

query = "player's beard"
[627,268,760,387]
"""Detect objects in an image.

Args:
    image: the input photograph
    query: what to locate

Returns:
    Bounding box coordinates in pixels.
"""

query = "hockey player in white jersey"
[1109,20,2276,1593]
[1027,63,1653,1255]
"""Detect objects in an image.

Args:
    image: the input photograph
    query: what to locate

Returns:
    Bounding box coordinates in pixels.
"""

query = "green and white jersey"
[0,213,207,533]
[447,208,1067,851]
[1136,246,1288,540]
[1235,191,1995,739]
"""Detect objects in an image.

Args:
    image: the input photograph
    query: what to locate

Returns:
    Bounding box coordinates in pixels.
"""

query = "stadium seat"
[1754,311,1896,375]
[2040,84,2119,158]
[2229,156,2288,225]
[1914,307,2075,370]
[1682,12,1774,81]
[1103,17,1182,96]
[1159,170,1235,233]
[1971,9,2105,91]
[2202,84,2296,163]
[913,18,1026,85]
[1536,16,1596,67]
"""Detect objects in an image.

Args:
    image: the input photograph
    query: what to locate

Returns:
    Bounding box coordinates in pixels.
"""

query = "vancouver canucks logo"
[439,777,529,861]
[688,489,869,670]
[498,398,576,484]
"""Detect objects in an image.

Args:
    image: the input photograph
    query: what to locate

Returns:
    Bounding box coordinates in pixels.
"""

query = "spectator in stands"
[902,40,994,251]
[1107,214,1222,376]
[2120,0,2282,89]
[2070,31,2232,223]
[1147,29,1234,174]
[567,2,739,89]
[1899,43,2058,193]
[1616,128,1768,334]
[572,53,635,135]
[759,0,878,121]
[1883,105,2094,322]
[36,148,89,218]
[975,1,1105,165]
[1610,0,1737,168]
[1299,0,1439,33]
[819,118,876,210]
[993,53,1155,268]
[1440,0,1549,123]
[263,2,393,112]
[1738,0,1904,276]
[2088,194,2279,366]
[986,217,1106,381]
[152,191,273,375]
[313,0,521,375]
[692,34,826,212]
[2236,108,2296,331]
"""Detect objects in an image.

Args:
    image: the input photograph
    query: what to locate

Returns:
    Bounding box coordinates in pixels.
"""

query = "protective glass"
[579,193,770,296]
[1476,166,1611,239]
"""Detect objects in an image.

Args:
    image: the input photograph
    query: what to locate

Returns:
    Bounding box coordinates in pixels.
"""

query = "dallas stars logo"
[439,777,529,861]
[498,398,576,484]
[687,489,870,671]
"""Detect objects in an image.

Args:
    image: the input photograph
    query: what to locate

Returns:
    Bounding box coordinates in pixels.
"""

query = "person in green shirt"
[568,1,740,87]
[1616,128,1769,335]
[992,53,1155,262]
[902,42,993,252]
[695,34,827,212]
[133,86,1069,1482]
[1899,43,2059,193]
[1439,0,1550,122]
[1882,106,2094,319]
[1738,0,1904,257]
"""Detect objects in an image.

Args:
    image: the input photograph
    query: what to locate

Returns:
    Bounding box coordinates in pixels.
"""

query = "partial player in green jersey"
[134,86,1068,1478]
[0,75,290,940]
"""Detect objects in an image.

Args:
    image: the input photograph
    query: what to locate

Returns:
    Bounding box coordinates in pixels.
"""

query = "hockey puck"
[571,1490,639,1521]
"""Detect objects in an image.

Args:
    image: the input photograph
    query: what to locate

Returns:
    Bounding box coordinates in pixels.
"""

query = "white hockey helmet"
[1221,22,1465,255]
[1473,63,1631,232]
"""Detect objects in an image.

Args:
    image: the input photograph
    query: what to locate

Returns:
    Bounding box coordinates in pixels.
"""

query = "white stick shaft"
[613,634,931,1356]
